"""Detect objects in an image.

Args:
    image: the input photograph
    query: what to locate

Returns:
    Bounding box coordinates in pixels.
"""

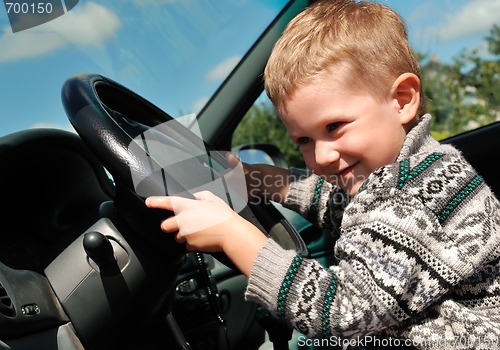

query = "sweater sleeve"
[283,168,344,229]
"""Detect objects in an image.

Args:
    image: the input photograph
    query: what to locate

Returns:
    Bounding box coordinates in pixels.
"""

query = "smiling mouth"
[335,163,356,177]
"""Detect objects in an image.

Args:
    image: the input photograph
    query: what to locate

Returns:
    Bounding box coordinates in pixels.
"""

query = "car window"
[0,0,290,136]
[233,0,499,164]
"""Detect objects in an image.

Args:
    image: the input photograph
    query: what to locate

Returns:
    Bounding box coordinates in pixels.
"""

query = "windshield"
[1,0,498,137]
[0,0,289,136]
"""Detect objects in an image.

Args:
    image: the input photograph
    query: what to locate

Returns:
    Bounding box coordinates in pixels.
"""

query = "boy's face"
[279,71,409,196]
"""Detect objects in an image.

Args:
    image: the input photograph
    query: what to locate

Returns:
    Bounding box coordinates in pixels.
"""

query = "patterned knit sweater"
[245,115,500,349]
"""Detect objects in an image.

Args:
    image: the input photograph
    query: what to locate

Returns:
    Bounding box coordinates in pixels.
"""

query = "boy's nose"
[314,141,339,167]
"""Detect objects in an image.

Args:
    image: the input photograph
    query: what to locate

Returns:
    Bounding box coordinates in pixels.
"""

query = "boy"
[146,0,500,348]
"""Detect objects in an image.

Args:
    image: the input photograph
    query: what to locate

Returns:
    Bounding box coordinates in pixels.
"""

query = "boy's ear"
[391,73,420,124]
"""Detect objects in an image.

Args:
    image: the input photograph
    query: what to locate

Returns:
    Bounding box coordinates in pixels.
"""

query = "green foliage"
[486,24,500,55]
[232,101,305,168]
[421,25,499,139]
[233,25,500,163]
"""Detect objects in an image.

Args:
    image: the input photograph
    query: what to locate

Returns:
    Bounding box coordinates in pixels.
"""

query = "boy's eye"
[296,136,311,145]
[327,122,342,132]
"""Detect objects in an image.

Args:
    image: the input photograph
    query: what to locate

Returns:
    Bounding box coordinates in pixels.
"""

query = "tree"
[232,101,305,168]
[487,24,500,55]
[421,24,499,139]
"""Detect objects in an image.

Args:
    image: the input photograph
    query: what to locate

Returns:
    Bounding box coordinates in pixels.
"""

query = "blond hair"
[264,0,425,115]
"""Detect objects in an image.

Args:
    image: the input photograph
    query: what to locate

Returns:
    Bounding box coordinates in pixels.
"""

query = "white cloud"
[435,0,500,42]
[0,2,121,63]
[206,55,242,81]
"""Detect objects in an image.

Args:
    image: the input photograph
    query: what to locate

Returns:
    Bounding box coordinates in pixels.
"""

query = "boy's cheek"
[301,151,316,170]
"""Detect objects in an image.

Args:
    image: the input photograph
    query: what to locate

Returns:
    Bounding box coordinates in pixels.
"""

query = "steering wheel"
[59,73,309,348]
[62,73,308,258]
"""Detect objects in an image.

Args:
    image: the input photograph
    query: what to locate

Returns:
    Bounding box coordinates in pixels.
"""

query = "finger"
[174,232,186,244]
[193,190,216,201]
[147,195,196,214]
[241,162,253,177]
[224,152,253,178]
[145,196,174,210]
[220,152,242,179]
[226,152,241,167]
[160,216,180,233]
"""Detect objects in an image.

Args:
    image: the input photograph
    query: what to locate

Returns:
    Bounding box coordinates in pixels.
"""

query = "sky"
[0,0,499,137]
[387,0,500,62]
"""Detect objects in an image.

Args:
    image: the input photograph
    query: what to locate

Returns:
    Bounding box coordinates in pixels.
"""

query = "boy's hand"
[146,191,235,252]
[226,152,261,200]
[146,191,268,276]
[226,152,292,203]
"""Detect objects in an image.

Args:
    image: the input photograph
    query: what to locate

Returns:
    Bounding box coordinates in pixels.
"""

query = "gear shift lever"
[83,232,117,275]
